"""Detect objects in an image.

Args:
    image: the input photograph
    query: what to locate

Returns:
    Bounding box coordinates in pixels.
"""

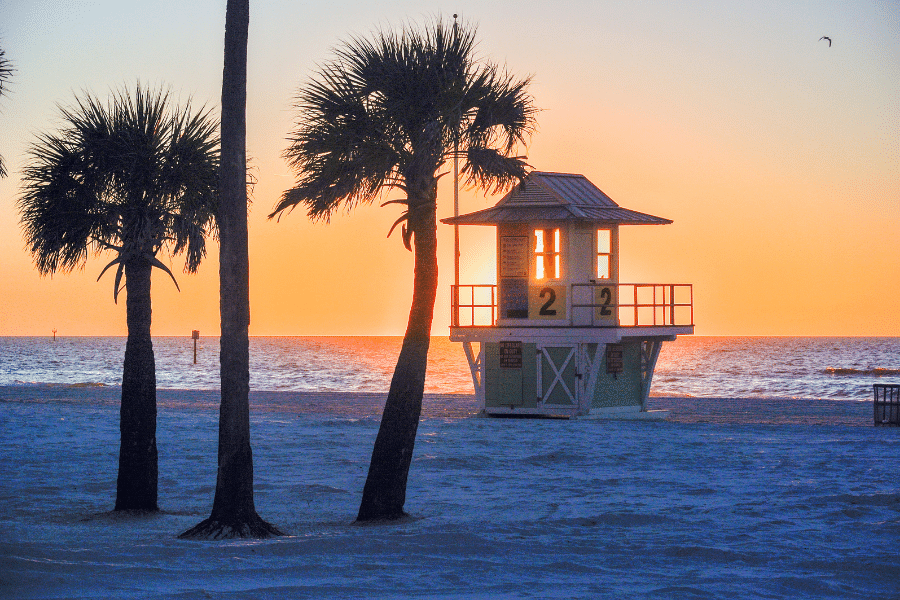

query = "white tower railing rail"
[451,283,693,328]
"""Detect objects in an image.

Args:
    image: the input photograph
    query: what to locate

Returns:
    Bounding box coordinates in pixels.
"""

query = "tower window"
[597,228,611,279]
[534,228,560,280]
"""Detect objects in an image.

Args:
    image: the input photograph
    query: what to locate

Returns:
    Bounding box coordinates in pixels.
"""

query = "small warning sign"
[499,341,523,369]
[606,343,624,374]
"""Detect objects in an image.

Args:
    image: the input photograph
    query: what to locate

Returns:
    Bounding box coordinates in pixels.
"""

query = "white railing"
[451,283,693,328]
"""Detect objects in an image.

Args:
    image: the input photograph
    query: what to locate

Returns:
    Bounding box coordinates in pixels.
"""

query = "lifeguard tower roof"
[442,171,672,226]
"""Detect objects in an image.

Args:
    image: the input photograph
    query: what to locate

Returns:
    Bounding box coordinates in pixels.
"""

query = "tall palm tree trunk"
[181,0,279,538]
[115,259,158,511]
[357,186,438,521]
[211,0,256,526]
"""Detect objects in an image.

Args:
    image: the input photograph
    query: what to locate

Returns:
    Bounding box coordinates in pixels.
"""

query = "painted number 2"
[599,287,613,316]
[539,287,557,316]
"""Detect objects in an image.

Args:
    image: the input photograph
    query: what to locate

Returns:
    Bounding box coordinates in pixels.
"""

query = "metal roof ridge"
[529,172,570,206]
[529,170,583,177]
[532,171,622,209]
[505,200,563,207]
[494,171,567,207]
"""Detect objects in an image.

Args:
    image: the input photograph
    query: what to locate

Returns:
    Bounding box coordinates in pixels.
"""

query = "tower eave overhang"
[441,205,672,226]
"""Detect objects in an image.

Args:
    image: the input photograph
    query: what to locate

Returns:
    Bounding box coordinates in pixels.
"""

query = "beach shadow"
[352,513,423,527]
[79,509,173,523]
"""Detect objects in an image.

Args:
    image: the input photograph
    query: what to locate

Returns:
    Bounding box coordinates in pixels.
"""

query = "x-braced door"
[536,344,579,411]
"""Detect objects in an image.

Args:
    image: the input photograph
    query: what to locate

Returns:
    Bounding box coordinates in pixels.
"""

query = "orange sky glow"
[1,1,897,337]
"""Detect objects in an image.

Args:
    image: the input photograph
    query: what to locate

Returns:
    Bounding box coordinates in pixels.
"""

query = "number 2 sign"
[594,286,617,325]
[529,285,566,320]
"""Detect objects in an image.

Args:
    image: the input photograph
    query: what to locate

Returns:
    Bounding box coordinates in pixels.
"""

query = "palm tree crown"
[272,18,536,230]
[19,84,219,296]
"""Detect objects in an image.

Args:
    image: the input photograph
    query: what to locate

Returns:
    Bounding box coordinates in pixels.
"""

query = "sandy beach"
[1,387,897,599]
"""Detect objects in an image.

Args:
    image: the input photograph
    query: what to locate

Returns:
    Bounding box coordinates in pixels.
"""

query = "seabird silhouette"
[820,36,832,47]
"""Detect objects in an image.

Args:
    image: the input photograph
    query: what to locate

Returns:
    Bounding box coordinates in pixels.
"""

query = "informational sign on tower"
[500,236,528,278]
[499,340,523,368]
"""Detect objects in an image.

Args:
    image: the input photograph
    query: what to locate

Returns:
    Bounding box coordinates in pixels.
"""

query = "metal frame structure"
[454,334,677,417]
[874,384,900,426]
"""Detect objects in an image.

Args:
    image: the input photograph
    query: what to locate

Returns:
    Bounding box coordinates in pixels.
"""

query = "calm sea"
[1,336,898,401]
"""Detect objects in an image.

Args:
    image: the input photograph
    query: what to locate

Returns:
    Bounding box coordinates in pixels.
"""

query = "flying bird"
[820,36,832,47]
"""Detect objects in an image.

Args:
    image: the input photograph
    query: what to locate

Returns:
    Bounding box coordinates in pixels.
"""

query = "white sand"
[1,387,898,599]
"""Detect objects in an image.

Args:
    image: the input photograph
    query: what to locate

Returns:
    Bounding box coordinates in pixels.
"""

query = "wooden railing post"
[451,285,457,327]
[669,285,675,325]
[492,286,496,326]
[633,285,639,327]
[653,285,658,325]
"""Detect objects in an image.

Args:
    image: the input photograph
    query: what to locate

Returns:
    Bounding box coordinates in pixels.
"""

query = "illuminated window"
[597,229,611,279]
[534,228,560,280]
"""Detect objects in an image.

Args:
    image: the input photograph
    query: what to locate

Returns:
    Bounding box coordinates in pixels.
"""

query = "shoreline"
[0,385,877,426]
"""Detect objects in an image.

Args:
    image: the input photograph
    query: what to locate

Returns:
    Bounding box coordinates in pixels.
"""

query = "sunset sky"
[1,1,897,337]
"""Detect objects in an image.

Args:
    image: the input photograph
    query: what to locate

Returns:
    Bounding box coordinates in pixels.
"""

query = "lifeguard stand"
[443,171,693,418]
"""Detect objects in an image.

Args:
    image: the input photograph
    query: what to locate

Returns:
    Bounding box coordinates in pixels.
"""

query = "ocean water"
[1,336,898,401]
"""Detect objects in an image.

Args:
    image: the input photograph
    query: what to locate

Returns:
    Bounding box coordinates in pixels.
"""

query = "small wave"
[822,493,900,507]
[823,367,900,377]
[9,381,108,387]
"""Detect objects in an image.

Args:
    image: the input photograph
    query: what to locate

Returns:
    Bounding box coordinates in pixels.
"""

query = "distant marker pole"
[191,330,200,364]
[52,328,57,342]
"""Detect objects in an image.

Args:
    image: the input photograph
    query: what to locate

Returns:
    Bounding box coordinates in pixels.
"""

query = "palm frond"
[464,72,537,154]
[386,211,409,239]
[148,254,181,292]
[462,148,531,193]
[95,256,126,304]
[0,46,11,96]
[97,254,124,282]
[0,46,11,178]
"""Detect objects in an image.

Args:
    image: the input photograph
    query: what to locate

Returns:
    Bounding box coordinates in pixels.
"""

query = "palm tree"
[18,84,219,512]
[180,0,281,539]
[0,46,13,178]
[272,18,537,521]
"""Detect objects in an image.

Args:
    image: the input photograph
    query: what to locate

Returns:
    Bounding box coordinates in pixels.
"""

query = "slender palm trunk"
[180,0,279,538]
[115,259,158,511]
[211,0,256,525]
[357,185,438,521]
